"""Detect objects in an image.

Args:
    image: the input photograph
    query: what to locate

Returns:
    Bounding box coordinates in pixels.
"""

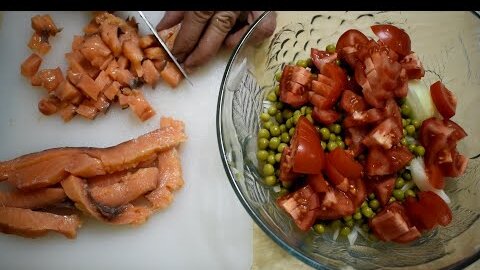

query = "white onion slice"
[406,80,436,122]
[410,157,451,204]
[332,227,340,241]
[347,226,359,246]
[401,180,415,192]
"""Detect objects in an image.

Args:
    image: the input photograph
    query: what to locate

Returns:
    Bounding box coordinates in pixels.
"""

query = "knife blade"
[137,11,193,86]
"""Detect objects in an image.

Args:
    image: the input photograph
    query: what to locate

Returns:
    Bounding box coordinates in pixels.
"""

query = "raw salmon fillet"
[0,188,66,209]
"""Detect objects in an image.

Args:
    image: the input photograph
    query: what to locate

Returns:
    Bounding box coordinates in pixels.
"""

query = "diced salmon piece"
[31,15,60,36]
[139,34,157,49]
[127,90,155,121]
[20,53,42,78]
[100,22,122,57]
[142,59,160,87]
[0,188,66,209]
[144,47,167,61]
[94,70,112,91]
[146,148,183,209]
[117,55,129,69]
[90,167,158,207]
[98,55,114,71]
[55,80,82,102]
[160,61,182,88]
[160,116,185,131]
[31,67,64,92]
[117,93,129,108]
[38,96,60,115]
[83,18,100,35]
[71,35,84,51]
[122,39,144,77]
[103,81,120,100]
[94,93,111,113]
[159,23,181,49]
[77,74,101,100]
[61,175,104,220]
[105,60,134,86]
[66,70,83,85]
[80,34,112,69]
[0,207,81,239]
[76,100,99,120]
[153,59,167,72]
[65,51,100,79]
[58,103,77,122]
[64,153,106,178]
[109,204,152,225]
[28,32,51,55]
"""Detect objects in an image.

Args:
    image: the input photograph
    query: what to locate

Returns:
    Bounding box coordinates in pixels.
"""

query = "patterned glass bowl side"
[217,11,480,269]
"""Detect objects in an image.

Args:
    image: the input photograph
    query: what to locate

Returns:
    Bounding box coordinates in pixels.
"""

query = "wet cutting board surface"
[0,11,252,270]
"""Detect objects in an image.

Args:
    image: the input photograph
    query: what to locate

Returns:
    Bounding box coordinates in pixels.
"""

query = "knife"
[137,11,193,86]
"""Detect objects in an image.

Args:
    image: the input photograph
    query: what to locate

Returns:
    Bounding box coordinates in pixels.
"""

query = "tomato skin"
[440,150,468,177]
[277,185,320,231]
[325,158,349,191]
[340,90,367,113]
[404,191,453,231]
[371,24,411,57]
[368,176,395,206]
[328,148,363,179]
[430,81,457,119]
[400,52,425,79]
[418,191,452,226]
[279,65,310,108]
[307,174,330,193]
[362,117,403,150]
[311,48,337,71]
[370,202,411,241]
[365,145,413,176]
[291,116,326,174]
[312,108,340,126]
[426,163,445,189]
[336,29,369,52]
[316,187,355,220]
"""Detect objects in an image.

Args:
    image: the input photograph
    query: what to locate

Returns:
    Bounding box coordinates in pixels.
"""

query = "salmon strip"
[89,167,158,208]
[109,204,152,225]
[0,188,66,209]
[87,170,129,188]
[100,23,122,57]
[61,175,104,220]
[0,207,81,239]
[28,32,51,55]
[103,81,120,100]
[20,53,42,78]
[77,73,101,100]
[160,61,182,88]
[55,80,82,102]
[64,153,106,178]
[142,59,160,87]
[31,67,64,92]
[127,89,155,121]
[31,15,60,36]
[122,39,144,77]
[38,96,61,116]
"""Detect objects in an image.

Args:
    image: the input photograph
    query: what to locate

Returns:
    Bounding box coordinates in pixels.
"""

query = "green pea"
[275,153,282,163]
[269,137,281,150]
[306,106,313,115]
[279,124,286,133]
[293,110,302,117]
[331,220,342,229]
[328,124,336,133]
[305,114,314,123]
[320,128,330,141]
[402,118,408,127]
[258,138,269,150]
[405,189,416,197]
[265,175,277,186]
[332,124,342,134]
[263,164,275,176]
[283,109,293,120]
[293,114,301,124]
[353,212,363,220]
[263,121,273,129]
[408,144,416,152]
[289,127,296,137]
[415,145,425,156]
[274,85,280,96]
[321,141,327,150]
[403,171,412,181]
[343,215,352,222]
[406,125,416,136]
[361,201,368,209]
[275,71,282,81]
[345,220,355,228]
[268,106,277,116]
[340,226,351,236]
[395,177,405,189]
[338,141,345,149]
[267,154,276,164]
[306,58,313,68]
[313,224,325,234]
[400,137,407,146]
[280,133,290,143]
[275,113,284,124]
[401,103,412,117]
[269,125,281,137]
[267,91,277,102]
[257,150,268,161]
[362,207,374,218]
[258,128,270,139]
[368,193,375,200]
[389,197,396,203]
[327,141,338,151]
[275,102,284,110]
[369,199,380,210]
[326,44,336,54]
[403,128,407,136]
[296,59,308,68]
[278,143,287,153]
[285,118,293,129]
[393,189,405,200]
[329,134,336,141]
[411,119,421,128]
[260,113,270,122]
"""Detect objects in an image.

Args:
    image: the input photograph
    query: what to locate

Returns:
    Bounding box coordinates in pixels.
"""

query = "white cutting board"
[0,11,252,270]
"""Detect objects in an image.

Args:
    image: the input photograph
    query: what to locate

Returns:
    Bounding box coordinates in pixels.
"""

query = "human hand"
[156,11,277,73]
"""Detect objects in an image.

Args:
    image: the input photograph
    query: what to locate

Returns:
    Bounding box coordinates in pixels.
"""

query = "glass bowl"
[217,11,480,269]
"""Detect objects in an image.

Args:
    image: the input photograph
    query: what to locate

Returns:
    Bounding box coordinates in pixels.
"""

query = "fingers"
[183,11,241,73]
[156,11,185,31]
[224,11,277,49]
[171,11,215,62]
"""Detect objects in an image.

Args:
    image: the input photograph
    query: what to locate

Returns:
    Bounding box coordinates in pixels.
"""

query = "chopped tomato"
[362,117,403,149]
[279,146,300,184]
[312,108,340,125]
[388,145,415,173]
[316,187,355,220]
[340,90,367,113]
[370,202,411,241]
[328,148,363,179]
[404,191,452,231]
[444,119,467,143]
[368,176,395,206]
[430,81,457,119]
[290,116,326,174]
[426,164,445,189]
[371,24,411,57]
[400,52,425,79]
[345,127,368,157]
[279,65,310,108]
[343,108,384,128]
[419,191,452,226]
[307,174,329,193]
[440,150,468,177]
[277,185,320,231]
[365,146,413,176]
[310,48,337,71]
[349,177,367,208]
[393,226,421,243]
[325,158,349,192]
[336,29,369,52]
